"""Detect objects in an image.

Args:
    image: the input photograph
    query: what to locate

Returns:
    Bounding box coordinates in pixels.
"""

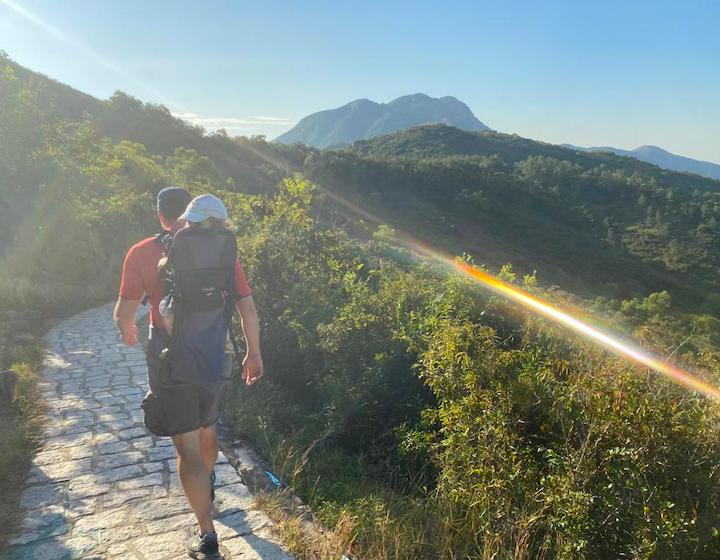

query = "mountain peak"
[348,98,377,108]
[386,93,469,109]
[633,145,665,153]
[387,92,432,103]
[275,93,489,148]
[568,143,720,181]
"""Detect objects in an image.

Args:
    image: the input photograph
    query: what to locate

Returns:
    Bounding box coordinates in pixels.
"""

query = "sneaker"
[187,530,219,558]
[210,469,216,502]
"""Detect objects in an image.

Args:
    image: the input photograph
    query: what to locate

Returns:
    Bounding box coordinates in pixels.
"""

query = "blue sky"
[2,0,719,163]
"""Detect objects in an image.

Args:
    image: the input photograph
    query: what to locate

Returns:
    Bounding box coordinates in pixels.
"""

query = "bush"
[0,355,45,549]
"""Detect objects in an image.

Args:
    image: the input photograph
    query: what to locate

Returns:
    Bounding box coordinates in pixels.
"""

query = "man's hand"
[120,323,138,347]
[114,297,141,347]
[242,353,263,386]
[237,296,262,386]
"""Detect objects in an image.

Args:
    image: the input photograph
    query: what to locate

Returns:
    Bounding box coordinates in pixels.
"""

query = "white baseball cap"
[179,194,228,223]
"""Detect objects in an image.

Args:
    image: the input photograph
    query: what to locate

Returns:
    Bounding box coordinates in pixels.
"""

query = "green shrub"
[0,355,45,548]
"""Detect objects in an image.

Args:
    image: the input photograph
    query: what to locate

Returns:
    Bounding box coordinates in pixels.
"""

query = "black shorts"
[142,327,232,436]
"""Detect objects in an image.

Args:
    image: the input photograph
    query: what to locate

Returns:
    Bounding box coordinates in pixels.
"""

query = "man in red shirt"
[114,187,262,555]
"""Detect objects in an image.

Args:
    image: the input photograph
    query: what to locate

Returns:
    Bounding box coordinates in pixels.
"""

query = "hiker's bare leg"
[199,424,219,472]
[173,430,215,535]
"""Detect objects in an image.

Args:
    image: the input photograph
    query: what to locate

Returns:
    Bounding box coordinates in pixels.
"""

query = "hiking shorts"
[142,326,233,436]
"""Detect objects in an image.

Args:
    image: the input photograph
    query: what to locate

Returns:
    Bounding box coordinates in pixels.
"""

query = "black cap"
[157,186,192,221]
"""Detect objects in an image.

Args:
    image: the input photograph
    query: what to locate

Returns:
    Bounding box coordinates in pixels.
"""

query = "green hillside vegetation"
[4,56,308,194]
[353,124,720,187]
[309,124,720,312]
[3,54,720,558]
[6,57,720,315]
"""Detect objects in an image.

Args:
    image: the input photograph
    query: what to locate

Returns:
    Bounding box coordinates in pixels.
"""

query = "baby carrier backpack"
[141,225,242,435]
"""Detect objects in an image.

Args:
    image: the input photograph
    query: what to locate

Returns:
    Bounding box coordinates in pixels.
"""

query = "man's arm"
[236,296,263,385]
[116,244,145,347]
[114,297,141,346]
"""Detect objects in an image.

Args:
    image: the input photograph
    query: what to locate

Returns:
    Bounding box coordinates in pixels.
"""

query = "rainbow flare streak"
[313,183,720,401]
[451,260,720,401]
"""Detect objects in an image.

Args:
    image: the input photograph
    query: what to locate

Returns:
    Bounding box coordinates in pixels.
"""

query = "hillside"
[274,93,489,148]
[3,58,308,195]
[0,55,309,260]
[4,54,720,316]
[563,143,720,181]
[304,125,720,312]
[4,54,720,559]
[355,125,720,188]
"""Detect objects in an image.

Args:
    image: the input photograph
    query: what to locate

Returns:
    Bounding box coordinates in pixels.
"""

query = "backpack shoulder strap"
[224,237,244,363]
[141,231,175,306]
[156,231,174,257]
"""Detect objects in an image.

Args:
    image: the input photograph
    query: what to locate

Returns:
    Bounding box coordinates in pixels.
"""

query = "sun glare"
[0,0,183,111]
[315,183,720,401]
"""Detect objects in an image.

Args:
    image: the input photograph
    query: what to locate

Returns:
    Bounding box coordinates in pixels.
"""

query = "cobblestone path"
[4,303,294,560]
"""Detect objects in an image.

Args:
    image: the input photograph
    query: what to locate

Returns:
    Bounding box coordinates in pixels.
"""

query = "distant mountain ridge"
[275,93,489,148]
[563,143,720,181]
[352,125,720,192]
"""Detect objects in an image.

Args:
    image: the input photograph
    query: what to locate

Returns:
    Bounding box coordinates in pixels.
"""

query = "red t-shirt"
[119,233,252,329]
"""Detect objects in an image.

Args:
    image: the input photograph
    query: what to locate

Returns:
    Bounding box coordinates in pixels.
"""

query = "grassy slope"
[8,59,308,195]
[0,337,45,550]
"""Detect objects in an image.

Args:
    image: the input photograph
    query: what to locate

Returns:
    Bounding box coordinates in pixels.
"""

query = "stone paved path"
[4,303,294,560]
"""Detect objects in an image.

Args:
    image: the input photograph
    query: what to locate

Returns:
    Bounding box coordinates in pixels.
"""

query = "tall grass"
[0,341,45,549]
[251,427,547,560]
[254,434,558,560]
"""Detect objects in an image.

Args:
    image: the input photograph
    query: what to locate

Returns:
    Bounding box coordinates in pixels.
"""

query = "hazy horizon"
[2,0,718,163]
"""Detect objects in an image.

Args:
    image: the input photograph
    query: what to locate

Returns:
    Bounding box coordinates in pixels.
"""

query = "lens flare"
[452,261,720,400]
[1,0,183,110]
[312,183,720,401]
